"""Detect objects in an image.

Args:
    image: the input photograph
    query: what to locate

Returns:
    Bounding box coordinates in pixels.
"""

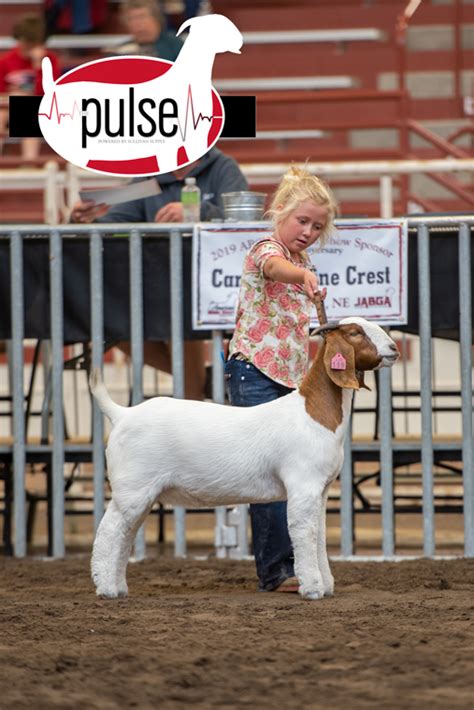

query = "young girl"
[225,166,338,593]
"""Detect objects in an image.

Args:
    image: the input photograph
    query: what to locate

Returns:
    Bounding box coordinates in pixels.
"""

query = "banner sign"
[192,219,408,330]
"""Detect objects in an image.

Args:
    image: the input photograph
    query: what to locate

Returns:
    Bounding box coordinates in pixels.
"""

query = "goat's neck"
[299,343,353,435]
[174,41,215,78]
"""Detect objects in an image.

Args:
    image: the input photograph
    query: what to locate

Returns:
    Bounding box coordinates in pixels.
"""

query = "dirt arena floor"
[0,555,473,709]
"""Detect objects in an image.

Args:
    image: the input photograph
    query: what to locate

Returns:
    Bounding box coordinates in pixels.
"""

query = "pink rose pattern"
[228,237,313,388]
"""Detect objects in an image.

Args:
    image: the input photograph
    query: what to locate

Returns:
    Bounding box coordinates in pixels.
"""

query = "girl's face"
[275,200,328,254]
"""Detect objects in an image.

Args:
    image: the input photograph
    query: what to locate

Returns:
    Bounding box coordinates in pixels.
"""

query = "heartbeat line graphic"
[39,92,80,123]
[38,85,221,140]
[178,85,220,141]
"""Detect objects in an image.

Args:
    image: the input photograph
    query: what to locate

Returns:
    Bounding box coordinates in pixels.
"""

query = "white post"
[44,160,60,225]
[380,175,393,219]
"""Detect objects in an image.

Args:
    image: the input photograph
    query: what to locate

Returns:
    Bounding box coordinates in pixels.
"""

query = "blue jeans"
[224,357,295,591]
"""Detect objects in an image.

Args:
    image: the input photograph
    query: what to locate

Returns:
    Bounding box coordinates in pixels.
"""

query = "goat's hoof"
[323,582,335,597]
[299,587,324,601]
[96,586,119,599]
[117,586,129,599]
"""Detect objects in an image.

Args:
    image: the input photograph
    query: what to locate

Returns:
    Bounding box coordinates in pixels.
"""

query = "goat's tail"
[89,368,126,426]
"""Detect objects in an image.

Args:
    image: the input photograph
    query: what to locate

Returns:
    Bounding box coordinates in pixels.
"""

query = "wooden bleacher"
[0,0,473,218]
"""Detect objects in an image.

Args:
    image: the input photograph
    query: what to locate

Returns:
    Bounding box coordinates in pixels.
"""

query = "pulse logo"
[37,15,243,177]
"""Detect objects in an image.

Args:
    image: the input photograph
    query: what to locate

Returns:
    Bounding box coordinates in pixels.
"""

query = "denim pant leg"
[224,358,295,591]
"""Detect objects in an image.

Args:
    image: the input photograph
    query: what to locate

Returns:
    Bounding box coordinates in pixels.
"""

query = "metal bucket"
[222,191,267,221]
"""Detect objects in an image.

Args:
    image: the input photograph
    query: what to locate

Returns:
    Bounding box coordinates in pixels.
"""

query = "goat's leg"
[316,484,334,597]
[91,494,153,598]
[114,499,155,597]
[91,499,130,598]
[287,489,325,601]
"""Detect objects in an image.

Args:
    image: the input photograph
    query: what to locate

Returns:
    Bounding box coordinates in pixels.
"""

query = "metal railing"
[0,218,472,560]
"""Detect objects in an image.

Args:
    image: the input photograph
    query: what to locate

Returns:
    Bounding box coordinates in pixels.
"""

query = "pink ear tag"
[331,353,347,370]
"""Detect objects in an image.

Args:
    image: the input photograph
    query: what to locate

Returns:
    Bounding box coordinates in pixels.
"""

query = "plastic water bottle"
[181,177,201,223]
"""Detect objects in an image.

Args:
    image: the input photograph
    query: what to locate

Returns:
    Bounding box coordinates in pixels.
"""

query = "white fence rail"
[2,159,474,226]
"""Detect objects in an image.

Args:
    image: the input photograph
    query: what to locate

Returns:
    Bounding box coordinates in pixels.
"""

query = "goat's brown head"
[313,317,399,390]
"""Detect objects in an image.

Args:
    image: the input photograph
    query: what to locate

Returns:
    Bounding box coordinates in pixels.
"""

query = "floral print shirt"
[228,237,313,388]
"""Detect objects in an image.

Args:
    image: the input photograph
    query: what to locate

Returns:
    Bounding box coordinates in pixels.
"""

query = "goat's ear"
[323,332,359,389]
[177,18,193,36]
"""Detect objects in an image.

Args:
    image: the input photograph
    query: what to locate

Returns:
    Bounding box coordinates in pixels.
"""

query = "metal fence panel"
[417,223,435,556]
[10,231,26,557]
[459,224,474,556]
[0,221,472,560]
[50,230,65,558]
[90,230,105,533]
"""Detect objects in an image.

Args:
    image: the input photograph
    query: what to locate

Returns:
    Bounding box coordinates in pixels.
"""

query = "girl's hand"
[302,268,319,299]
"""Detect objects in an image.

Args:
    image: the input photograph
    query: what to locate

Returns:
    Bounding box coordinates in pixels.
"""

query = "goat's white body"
[90,317,398,600]
[106,391,350,510]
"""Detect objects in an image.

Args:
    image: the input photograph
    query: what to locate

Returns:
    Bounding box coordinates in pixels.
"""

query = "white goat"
[90,317,398,600]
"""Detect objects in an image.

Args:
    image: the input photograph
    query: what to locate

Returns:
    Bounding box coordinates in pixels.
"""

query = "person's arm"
[70,197,147,224]
[70,201,110,223]
[264,256,320,300]
[201,156,248,221]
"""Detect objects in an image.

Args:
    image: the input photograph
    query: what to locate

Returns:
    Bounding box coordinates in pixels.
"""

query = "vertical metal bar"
[379,365,395,557]
[458,223,474,556]
[236,505,249,558]
[212,331,226,558]
[50,229,65,558]
[170,228,186,557]
[90,230,105,533]
[10,231,26,557]
[432,338,439,435]
[401,334,409,434]
[129,229,146,560]
[170,229,185,398]
[418,223,435,556]
[380,176,393,219]
[211,330,225,403]
[212,331,230,558]
[340,415,353,557]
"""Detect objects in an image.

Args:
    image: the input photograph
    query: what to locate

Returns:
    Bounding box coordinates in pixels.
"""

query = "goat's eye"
[349,331,360,337]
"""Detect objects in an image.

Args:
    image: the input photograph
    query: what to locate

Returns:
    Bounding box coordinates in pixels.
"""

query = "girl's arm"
[263,256,319,299]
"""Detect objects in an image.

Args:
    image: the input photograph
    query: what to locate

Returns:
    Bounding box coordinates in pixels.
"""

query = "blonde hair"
[267,166,338,247]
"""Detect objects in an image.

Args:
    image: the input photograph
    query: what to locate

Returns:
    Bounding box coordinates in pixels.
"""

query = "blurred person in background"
[115,0,183,61]
[44,0,108,35]
[70,147,248,400]
[0,14,60,162]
